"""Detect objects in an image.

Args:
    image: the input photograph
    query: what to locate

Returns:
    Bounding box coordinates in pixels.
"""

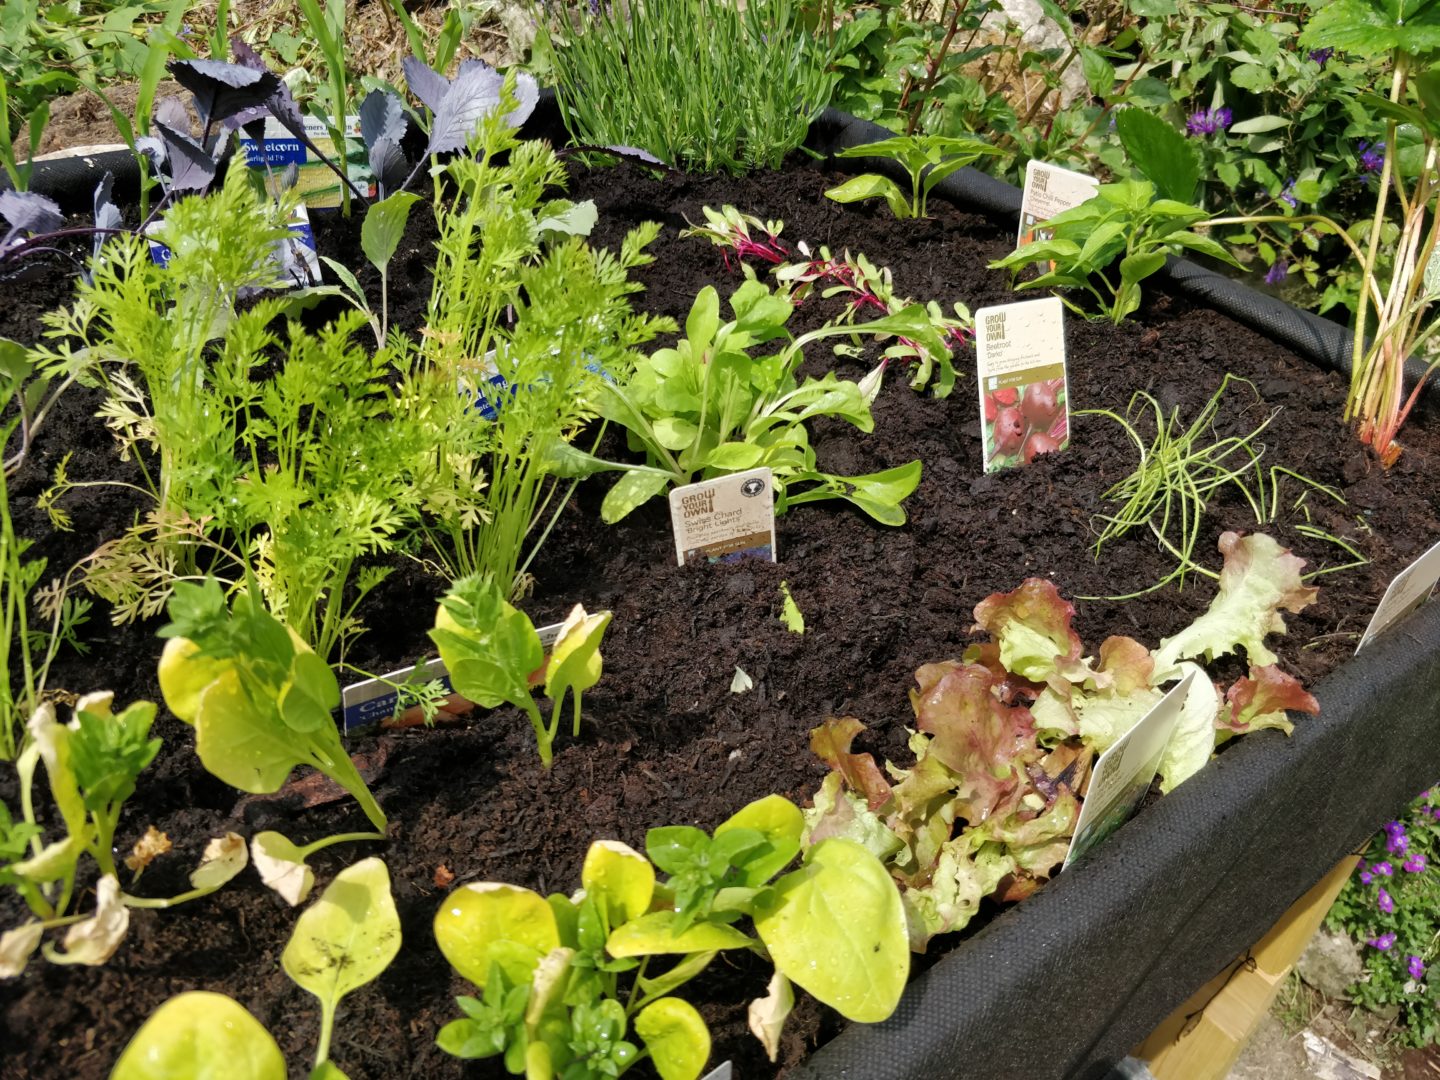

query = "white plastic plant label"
[668,467,777,567]
[339,621,568,731]
[1063,671,1195,869]
[239,115,376,209]
[699,1064,733,1080]
[975,297,1070,472]
[1356,537,1440,652]
[1018,159,1099,250]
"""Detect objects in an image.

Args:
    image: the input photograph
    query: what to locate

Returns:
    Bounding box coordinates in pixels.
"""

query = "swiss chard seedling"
[826,134,1005,219]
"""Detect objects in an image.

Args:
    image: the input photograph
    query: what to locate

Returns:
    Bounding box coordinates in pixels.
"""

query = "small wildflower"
[1358,140,1385,174]
[1404,853,1428,873]
[1409,955,1426,980]
[1279,179,1298,209]
[1186,107,1233,137]
[1374,860,1395,877]
[1360,867,1375,884]
[1388,831,1410,855]
[1371,932,1398,951]
[1265,262,1288,286]
[1378,887,1395,914]
[1308,47,1335,67]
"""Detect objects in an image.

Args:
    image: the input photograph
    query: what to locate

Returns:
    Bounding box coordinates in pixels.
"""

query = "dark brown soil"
[2,155,1438,1080]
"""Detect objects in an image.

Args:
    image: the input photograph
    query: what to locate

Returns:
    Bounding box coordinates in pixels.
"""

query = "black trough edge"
[12,95,1440,1080]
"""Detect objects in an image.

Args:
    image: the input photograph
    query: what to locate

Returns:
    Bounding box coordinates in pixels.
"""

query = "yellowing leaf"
[715,795,802,886]
[778,582,804,634]
[581,840,654,926]
[0,922,44,978]
[158,637,224,725]
[193,669,298,794]
[110,991,285,1080]
[753,839,909,1023]
[606,911,753,957]
[46,874,129,966]
[282,858,401,1027]
[191,832,249,892]
[543,604,612,702]
[747,971,794,1063]
[125,826,172,876]
[434,882,559,987]
[634,997,711,1080]
[251,831,315,905]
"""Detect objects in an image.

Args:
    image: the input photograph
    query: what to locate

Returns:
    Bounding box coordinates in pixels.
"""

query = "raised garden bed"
[1,105,1438,1080]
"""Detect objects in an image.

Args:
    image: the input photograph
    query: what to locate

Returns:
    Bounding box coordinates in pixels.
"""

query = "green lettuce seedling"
[157,578,387,831]
[110,991,287,1080]
[433,795,909,1071]
[553,279,943,525]
[826,134,1005,219]
[429,575,611,768]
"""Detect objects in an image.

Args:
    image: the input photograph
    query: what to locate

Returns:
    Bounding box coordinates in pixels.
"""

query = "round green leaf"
[752,839,909,1023]
[634,997,711,1080]
[110,991,285,1080]
[434,882,559,986]
[715,795,802,885]
[282,858,401,1013]
[581,840,654,926]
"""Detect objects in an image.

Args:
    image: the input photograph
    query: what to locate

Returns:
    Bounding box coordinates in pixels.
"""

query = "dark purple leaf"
[168,59,280,129]
[239,114,268,146]
[360,89,408,149]
[0,191,65,235]
[426,65,504,156]
[369,138,409,197]
[93,173,123,262]
[135,136,165,170]
[402,56,451,115]
[230,38,306,136]
[154,120,219,194]
[153,96,191,133]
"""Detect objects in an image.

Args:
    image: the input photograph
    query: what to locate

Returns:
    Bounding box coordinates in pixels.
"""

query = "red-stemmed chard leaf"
[908,661,1041,825]
[1220,664,1320,736]
[809,717,892,810]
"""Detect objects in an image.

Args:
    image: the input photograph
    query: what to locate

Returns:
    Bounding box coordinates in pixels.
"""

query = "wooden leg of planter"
[1135,855,1360,1080]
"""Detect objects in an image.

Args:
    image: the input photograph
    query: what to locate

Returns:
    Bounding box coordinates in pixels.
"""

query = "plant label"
[1063,671,1195,868]
[146,204,322,286]
[699,1064,733,1080]
[459,350,512,422]
[668,467,777,567]
[239,115,377,209]
[975,297,1070,472]
[339,620,570,731]
[1018,160,1099,251]
[1356,537,1440,652]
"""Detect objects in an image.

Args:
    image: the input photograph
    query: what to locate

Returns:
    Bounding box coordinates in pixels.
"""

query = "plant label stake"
[1064,671,1195,869]
[699,1063,734,1080]
[975,297,1070,472]
[668,466,777,567]
[1356,537,1440,653]
[240,115,376,209]
[339,620,569,731]
[1018,160,1099,257]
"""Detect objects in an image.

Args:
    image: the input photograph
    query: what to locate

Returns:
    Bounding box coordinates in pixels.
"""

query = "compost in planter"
[2,134,1439,1080]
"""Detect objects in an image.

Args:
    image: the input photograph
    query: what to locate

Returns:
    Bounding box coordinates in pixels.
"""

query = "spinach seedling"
[429,575,611,768]
[158,578,388,831]
[826,134,1005,219]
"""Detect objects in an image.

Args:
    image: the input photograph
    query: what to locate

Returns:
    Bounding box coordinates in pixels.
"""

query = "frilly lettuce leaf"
[899,834,1015,951]
[1220,665,1320,738]
[971,578,1095,684]
[802,772,904,863]
[809,718,892,810]
[1152,531,1318,677]
[1156,663,1223,793]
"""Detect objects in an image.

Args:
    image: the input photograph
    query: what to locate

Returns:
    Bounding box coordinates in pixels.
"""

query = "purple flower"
[1388,831,1410,855]
[1374,861,1395,877]
[1186,107,1233,136]
[1409,955,1427,980]
[1404,853,1428,873]
[1360,867,1375,884]
[1378,887,1396,914]
[1359,140,1385,175]
[1265,262,1289,286]
[1309,47,1335,67]
[1279,178,1298,208]
[1372,932,1398,951]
